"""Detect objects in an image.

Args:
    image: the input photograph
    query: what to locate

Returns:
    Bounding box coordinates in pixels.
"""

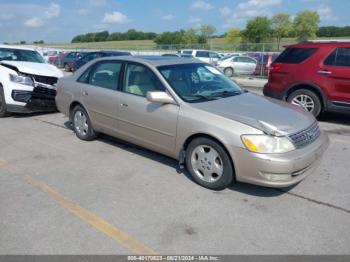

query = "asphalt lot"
[0,84,350,255]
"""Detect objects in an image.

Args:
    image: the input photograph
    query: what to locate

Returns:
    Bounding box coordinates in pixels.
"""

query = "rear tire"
[287,89,322,117]
[224,67,234,77]
[64,63,71,72]
[0,85,10,118]
[186,137,234,190]
[72,105,98,141]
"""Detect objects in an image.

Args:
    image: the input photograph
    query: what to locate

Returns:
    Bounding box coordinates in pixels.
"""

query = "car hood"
[191,93,316,135]
[0,61,64,78]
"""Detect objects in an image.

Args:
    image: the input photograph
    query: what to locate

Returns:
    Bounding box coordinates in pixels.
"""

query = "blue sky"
[0,0,349,43]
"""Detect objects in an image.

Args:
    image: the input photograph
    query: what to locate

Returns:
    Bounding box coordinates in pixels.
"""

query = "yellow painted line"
[25,175,157,255]
[0,159,17,172]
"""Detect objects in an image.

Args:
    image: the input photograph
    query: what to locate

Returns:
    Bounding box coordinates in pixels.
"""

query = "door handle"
[317,70,332,75]
[121,103,128,107]
[83,91,88,96]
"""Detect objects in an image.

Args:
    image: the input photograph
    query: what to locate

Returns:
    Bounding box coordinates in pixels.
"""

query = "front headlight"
[9,74,34,86]
[241,135,295,154]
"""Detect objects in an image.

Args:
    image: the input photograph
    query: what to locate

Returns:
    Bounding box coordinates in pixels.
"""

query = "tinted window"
[183,51,193,55]
[209,52,220,58]
[196,51,209,58]
[88,61,121,90]
[274,48,317,64]
[336,48,350,67]
[123,63,165,97]
[324,48,350,67]
[324,49,337,66]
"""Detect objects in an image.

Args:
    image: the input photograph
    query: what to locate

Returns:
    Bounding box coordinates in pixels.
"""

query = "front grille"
[288,122,321,149]
[33,75,58,86]
[32,86,56,98]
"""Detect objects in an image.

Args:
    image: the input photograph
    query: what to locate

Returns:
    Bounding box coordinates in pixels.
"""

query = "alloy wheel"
[191,145,224,183]
[291,94,315,112]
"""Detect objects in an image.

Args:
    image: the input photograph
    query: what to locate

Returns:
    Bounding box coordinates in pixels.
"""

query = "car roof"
[287,41,350,48]
[0,45,36,51]
[93,55,204,67]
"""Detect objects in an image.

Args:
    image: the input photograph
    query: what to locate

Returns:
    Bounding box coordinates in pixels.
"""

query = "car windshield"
[0,48,45,63]
[158,63,242,103]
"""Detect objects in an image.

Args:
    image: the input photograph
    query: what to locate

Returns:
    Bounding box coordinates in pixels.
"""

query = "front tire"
[0,85,10,118]
[287,89,322,117]
[72,106,97,141]
[186,137,234,190]
[64,63,71,72]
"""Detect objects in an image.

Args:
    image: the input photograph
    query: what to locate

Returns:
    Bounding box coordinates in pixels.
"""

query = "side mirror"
[147,91,176,105]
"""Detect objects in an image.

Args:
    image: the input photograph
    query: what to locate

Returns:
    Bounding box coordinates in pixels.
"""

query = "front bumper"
[8,87,57,113]
[231,131,329,187]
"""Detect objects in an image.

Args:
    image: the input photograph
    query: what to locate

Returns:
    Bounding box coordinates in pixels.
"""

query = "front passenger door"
[117,63,179,156]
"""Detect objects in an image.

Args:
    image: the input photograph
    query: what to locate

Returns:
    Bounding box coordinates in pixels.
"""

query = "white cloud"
[90,0,106,6]
[0,14,14,21]
[161,14,176,21]
[24,17,44,28]
[237,0,282,10]
[317,4,338,21]
[44,3,60,19]
[188,17,201,24]
[102,11,129,23]
[78,8,89,15]
[223,0,282,28]
[190,1,213,11]
[219,7,232,17]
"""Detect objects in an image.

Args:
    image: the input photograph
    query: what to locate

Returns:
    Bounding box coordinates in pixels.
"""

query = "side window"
[88,61,121,90]
[123,63,165,97]
[234,57,245,62]
[196,51,209,58]
[324,49,337,66]
[209,52,219,59]
[335,48,350,67]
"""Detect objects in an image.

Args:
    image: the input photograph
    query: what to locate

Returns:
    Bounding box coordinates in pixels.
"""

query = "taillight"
[270,64,282,72]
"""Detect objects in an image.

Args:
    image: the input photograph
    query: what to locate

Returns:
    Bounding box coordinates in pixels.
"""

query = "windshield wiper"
[210,90,242,98]
[191,94,219,101]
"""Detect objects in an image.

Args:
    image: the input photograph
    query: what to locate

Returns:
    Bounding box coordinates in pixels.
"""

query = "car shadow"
[318,112,350,126]
[11,111,57,118]
[64,122,292,197]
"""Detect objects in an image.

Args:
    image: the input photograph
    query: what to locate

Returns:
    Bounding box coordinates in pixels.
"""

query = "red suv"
[263,41,350,117]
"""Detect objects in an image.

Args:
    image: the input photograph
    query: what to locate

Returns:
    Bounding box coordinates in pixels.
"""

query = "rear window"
[274,48,317,64]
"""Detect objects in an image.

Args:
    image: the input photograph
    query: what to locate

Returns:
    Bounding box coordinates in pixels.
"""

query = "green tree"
[293,10,320,41]
[271,13,293,50]
[241,16,272,43]
[226,28,240,43]
[94,31,109,42]
[200,24,216,39]
[182,29,199,44]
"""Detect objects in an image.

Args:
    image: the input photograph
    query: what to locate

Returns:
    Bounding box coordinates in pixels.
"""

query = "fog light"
[259,172,292,182]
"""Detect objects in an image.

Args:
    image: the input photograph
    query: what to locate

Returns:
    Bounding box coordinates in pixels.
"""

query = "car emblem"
[307,132,314,139]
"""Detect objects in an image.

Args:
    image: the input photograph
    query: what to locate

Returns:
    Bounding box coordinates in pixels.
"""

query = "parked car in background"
[264,41,350,117]
[56,56,328,190]
[69,51,131,72]
[0,45,64,116]
[162,53,193,58]
[44,50,60,64]
[55,51,86,71]
[254,53,279,76]
[217,56,257,76]
[179,49,221,65]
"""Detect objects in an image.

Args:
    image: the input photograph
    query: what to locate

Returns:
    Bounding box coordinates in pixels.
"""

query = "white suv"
[179,50,221,64]
[0,45,64,117]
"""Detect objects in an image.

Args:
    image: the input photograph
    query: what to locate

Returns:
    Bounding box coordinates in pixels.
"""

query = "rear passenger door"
[116,62,179,156]
[79,60,122,134]
[322,47,350,103]
[195,51,210,63]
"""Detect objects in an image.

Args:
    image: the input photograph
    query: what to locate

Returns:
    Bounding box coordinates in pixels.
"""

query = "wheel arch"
[285,82,326,111]
[69,101,85,121]
[181,133,236,180]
